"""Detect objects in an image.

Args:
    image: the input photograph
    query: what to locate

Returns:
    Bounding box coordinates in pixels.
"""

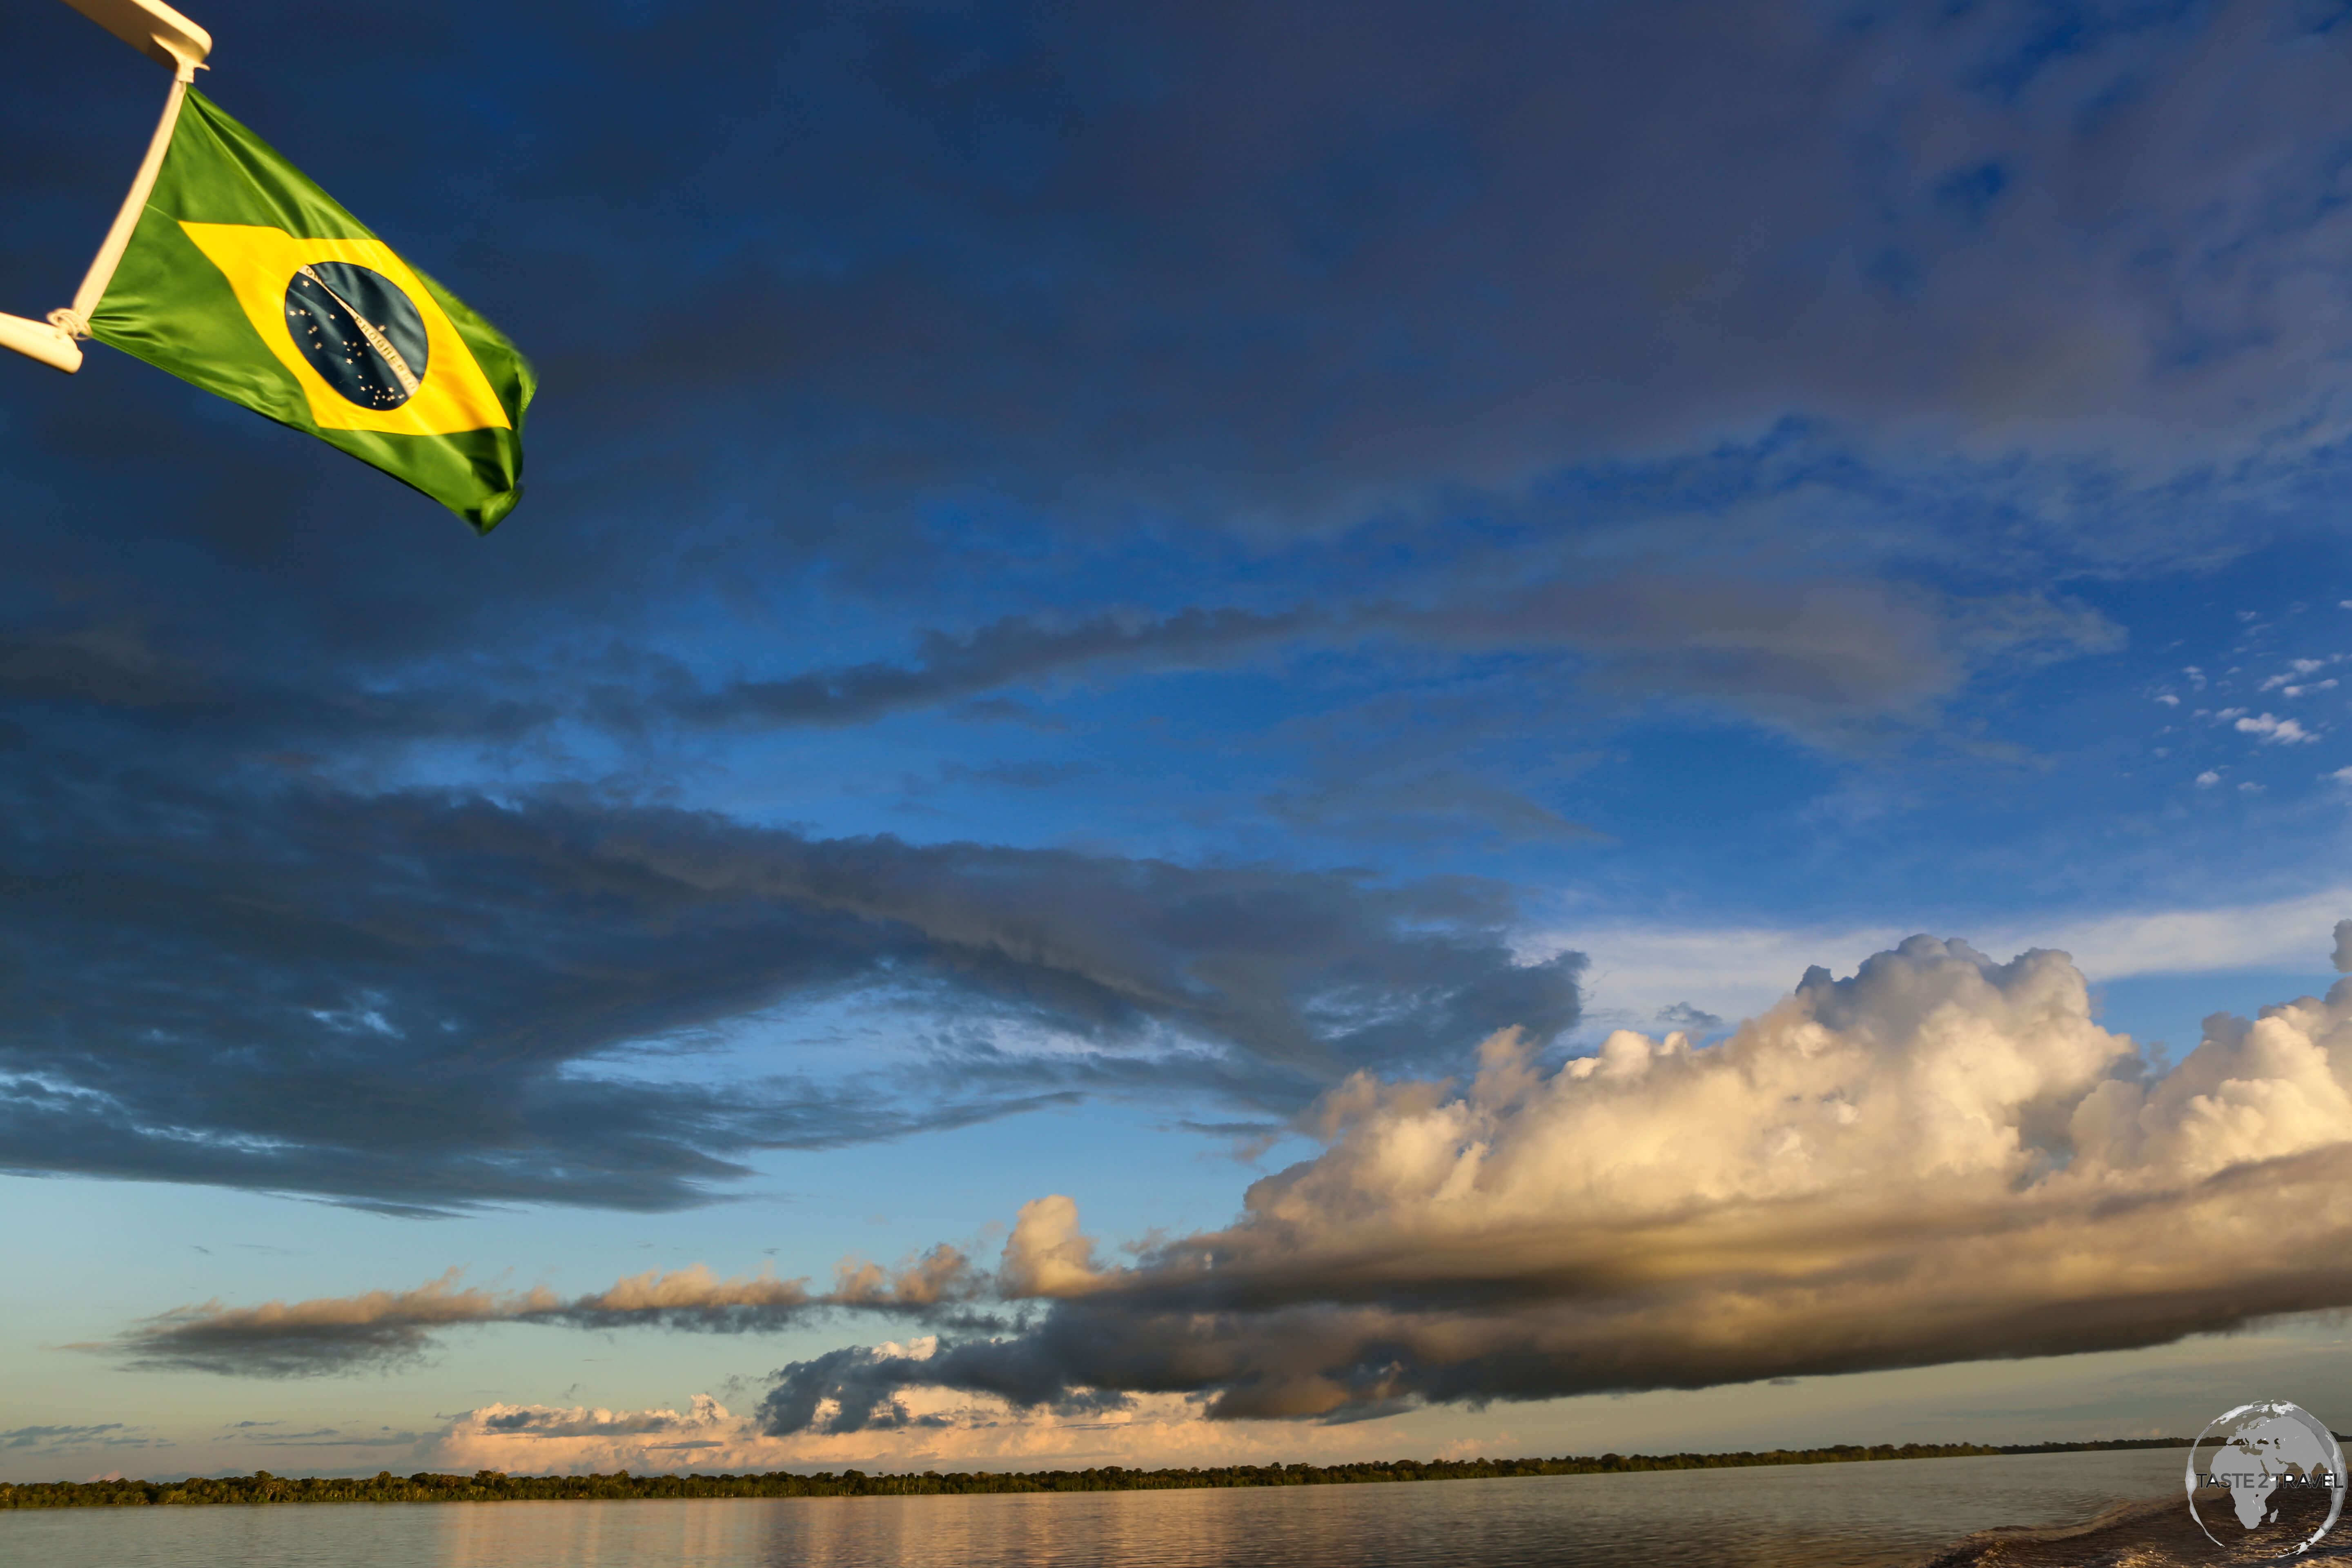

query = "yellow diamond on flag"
[83,89,533,530]
[176,223,511,437]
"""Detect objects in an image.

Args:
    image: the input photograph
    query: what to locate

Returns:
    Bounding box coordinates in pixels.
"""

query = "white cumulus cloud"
[2236,713,2319,744]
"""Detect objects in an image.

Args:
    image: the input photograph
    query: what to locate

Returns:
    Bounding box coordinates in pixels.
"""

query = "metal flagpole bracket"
[0,314,83,374]
[55,0,211,77]
[0,3,208,370]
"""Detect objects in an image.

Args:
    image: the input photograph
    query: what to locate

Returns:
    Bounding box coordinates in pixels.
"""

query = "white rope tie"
[46,308,89,340]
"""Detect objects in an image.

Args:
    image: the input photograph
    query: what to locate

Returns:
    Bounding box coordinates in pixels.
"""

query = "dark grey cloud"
[0,1424,151,1452]
[1,0,2321,1276]
[17,0,2349,588]
[2,0,2216,879]
[760,1343,1129,1436]
[0,746,1579,1212]
[1654,1001,1723,1033]
[0,597,1312,786]
[474,1408,711,1440]
[0,614,562,773]
[488,2,2352,528]
[457,0,2352,537]
[931,760,1095,791]
[650,575,2114,752]
[2,568,2105,775]
[237,1429,420,1448]
[100,1248,983,1377]
[1405,576,2123,743]
[1265,771,1593,844]
[757,1200,2352,1432]
[669,608,1313,730]
[1175,1117,1290,1163]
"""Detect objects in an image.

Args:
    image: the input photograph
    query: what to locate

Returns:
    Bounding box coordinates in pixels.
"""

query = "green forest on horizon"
[0,1437,2219,1508]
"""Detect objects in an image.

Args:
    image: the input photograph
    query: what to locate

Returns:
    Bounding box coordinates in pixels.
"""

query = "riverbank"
[2,1437,2192,1508]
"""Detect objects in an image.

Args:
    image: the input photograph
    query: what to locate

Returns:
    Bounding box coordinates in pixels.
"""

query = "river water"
[0,1448,2223,1568]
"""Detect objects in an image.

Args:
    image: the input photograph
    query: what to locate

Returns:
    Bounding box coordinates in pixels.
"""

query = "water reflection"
[4,1447,2205,1568]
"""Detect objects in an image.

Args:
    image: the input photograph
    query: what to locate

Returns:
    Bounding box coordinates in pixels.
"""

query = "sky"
[6,0,2352,1484]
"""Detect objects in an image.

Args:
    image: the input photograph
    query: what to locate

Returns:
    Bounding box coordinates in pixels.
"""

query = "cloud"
[756,931,2352,1428]
[1653,1001,1723,1033]
[1979,892,2352,981]
[2256,660,2336,695]
[668,608,1315,731]
[2235,713,2319,744]
[2334,920,2351,976]
[998,1196,1111,1299]
[114,929,2352,1431]
[0,603,1313,762]
[1263,770,1593,843]
[96,1252,980,1377]
[0,768,1580,1212]
[1557,891,2352,1032]
[431,0,2352,522]
[1554,921,1910,1036]
[427,1395,811,1472]
[757,1341,1132,1439]
[20,0,2352,608]
[0,569,2111,769]
[1404,577,2118,742]
[0,571,2111,780]
[102,1272,546,1378]
[0,1424,150,1454]
[418,1390,1323,1474]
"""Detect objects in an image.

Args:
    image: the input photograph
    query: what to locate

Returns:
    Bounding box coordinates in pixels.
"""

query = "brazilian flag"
[87,90,533,531]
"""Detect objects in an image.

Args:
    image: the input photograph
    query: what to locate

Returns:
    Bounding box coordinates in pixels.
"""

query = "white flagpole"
[60,75,193,331]
[0,0,209,373]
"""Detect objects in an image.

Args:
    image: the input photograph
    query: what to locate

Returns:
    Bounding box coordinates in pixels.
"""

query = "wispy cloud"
[1555,889,2352,1031]
[0,1424,154,1453]
[666,608,1315,730]
[1405,578,2119,742]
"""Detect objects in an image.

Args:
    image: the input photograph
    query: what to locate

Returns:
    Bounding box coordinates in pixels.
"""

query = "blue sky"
[7,0,2352,1482]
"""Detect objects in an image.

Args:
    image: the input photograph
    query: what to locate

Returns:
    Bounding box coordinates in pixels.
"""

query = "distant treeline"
[0,1437,2204,1509]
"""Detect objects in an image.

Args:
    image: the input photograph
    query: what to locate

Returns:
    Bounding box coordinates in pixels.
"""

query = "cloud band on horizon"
[757,928,2352,1427]
[111,927,2352,1437]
